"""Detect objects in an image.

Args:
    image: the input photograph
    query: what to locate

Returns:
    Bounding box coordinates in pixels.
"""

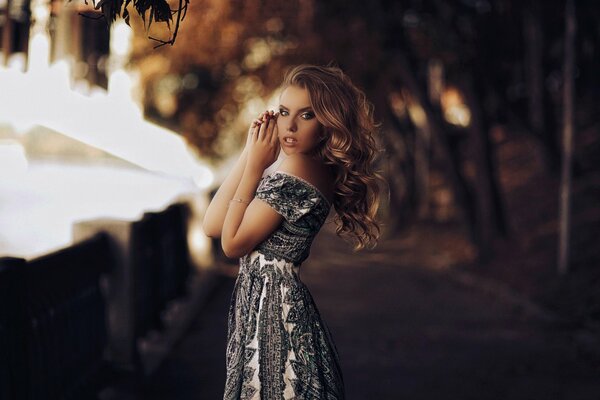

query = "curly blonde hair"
[281,64,384,251]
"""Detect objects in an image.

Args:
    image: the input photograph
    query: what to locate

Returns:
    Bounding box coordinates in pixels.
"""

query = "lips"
[282,136,297,145]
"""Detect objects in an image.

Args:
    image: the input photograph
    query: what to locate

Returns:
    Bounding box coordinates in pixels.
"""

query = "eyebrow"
[279,105,313,112]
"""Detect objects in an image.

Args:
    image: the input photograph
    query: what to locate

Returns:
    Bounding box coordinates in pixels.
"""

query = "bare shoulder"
[277,154,335,203]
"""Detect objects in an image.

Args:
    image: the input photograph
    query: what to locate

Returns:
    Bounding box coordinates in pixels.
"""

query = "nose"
[286,120,297,133]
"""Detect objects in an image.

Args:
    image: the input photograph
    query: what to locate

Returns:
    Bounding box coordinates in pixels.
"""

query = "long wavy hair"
[281,64,385,251]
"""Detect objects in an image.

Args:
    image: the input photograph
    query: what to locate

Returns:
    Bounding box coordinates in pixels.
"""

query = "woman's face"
[277,85,323,156]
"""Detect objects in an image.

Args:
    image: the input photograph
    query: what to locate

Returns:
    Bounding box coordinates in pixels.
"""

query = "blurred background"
[1,0,599,399]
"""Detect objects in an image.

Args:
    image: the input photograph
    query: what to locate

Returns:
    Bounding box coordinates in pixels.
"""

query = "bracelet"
[229,197,251,205]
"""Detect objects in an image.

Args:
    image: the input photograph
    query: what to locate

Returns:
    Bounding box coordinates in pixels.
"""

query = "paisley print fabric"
[223,172,345,400]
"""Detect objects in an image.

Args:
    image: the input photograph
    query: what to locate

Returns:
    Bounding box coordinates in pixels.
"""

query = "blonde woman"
[203,64,383,399]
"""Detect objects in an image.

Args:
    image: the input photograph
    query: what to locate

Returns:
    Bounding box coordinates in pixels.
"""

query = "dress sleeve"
[254,172,322,223]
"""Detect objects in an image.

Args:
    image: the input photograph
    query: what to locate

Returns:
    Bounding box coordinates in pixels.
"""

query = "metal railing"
[0,201,195,399]
[0,233,113,400]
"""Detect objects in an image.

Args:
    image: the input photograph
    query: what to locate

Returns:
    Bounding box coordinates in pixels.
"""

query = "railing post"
[73,220,141,372]
[0,257,28,400]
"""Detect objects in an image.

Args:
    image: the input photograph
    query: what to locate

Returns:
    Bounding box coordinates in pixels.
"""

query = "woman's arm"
[202,113,268,238]
[220,111,284,258]
[201,148,249,238]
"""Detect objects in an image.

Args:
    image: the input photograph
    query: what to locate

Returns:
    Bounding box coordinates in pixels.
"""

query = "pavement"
[105,223,600,400]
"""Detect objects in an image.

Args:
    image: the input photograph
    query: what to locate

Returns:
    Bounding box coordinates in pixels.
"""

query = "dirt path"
[112,226,600,399]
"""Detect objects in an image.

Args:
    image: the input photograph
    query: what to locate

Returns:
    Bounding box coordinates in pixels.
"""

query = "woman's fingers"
[257,113,269,140]
[249,116,263,138]
[253,112,268,127]
[251,111,267,126]
[249,124,258,142]
[266,113,278,144]
[251,110,278,144]
[270,122,279,145]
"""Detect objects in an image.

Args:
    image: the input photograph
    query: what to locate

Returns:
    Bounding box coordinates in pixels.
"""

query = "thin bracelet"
[229,197,251,205]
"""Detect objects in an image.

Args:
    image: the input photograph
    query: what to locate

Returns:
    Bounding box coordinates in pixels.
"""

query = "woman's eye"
[279,109,289,116]
[301,112,314,120]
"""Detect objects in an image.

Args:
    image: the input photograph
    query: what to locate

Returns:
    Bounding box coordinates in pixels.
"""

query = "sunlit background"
[0,0,215,258]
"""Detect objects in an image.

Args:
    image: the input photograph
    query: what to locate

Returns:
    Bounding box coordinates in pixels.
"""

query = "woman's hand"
[243,112,266,154]
[246,110,280,173]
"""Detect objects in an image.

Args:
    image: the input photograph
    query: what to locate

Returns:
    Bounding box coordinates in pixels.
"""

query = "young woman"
[202,64,383,400]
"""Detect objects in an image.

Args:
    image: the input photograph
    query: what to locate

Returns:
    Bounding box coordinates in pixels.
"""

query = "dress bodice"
[250,171,331,267]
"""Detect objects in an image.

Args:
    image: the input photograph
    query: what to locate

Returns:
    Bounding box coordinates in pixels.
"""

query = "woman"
[202,64,384,399]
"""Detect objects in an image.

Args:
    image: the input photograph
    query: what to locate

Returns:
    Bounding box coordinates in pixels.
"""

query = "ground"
[103,222,600,399]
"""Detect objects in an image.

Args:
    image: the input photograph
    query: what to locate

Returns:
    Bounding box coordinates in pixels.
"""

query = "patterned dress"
[223,171,345,400]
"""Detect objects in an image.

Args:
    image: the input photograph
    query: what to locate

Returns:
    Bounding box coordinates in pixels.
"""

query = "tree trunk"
[524,1,544,135]
[381,103,419,229]
[524,0,562,172]
[414,124,431,218]
[392,52,480,254]
[558,0,576,275]
[367,75,421,233]
[459,74,508,260]
[524,1,548,165]
[379,125,411,235]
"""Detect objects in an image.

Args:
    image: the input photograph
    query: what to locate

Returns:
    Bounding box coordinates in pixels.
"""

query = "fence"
[0,201,195,399]
[130,204,192,342]
[0,233,113,400]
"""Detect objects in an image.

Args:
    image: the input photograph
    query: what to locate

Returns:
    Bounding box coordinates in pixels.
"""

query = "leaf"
[148,7,154,31]
[123,8,130,26]
[95,0,124,24]
[78,0,183,45]
[133,0,154,29]
[122,0,132,25]
[152,0,172,23]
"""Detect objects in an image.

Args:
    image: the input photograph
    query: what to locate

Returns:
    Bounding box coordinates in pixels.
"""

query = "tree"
[75,0,188,47]
[558,0,576,275]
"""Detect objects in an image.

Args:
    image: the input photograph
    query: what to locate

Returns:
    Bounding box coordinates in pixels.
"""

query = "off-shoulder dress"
[223,171,345,400]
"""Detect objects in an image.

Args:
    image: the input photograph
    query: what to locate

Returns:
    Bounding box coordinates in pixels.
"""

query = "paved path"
[113,225,600,399]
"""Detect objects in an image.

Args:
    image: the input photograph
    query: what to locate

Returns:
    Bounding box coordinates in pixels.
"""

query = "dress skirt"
[223,250,345,400]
